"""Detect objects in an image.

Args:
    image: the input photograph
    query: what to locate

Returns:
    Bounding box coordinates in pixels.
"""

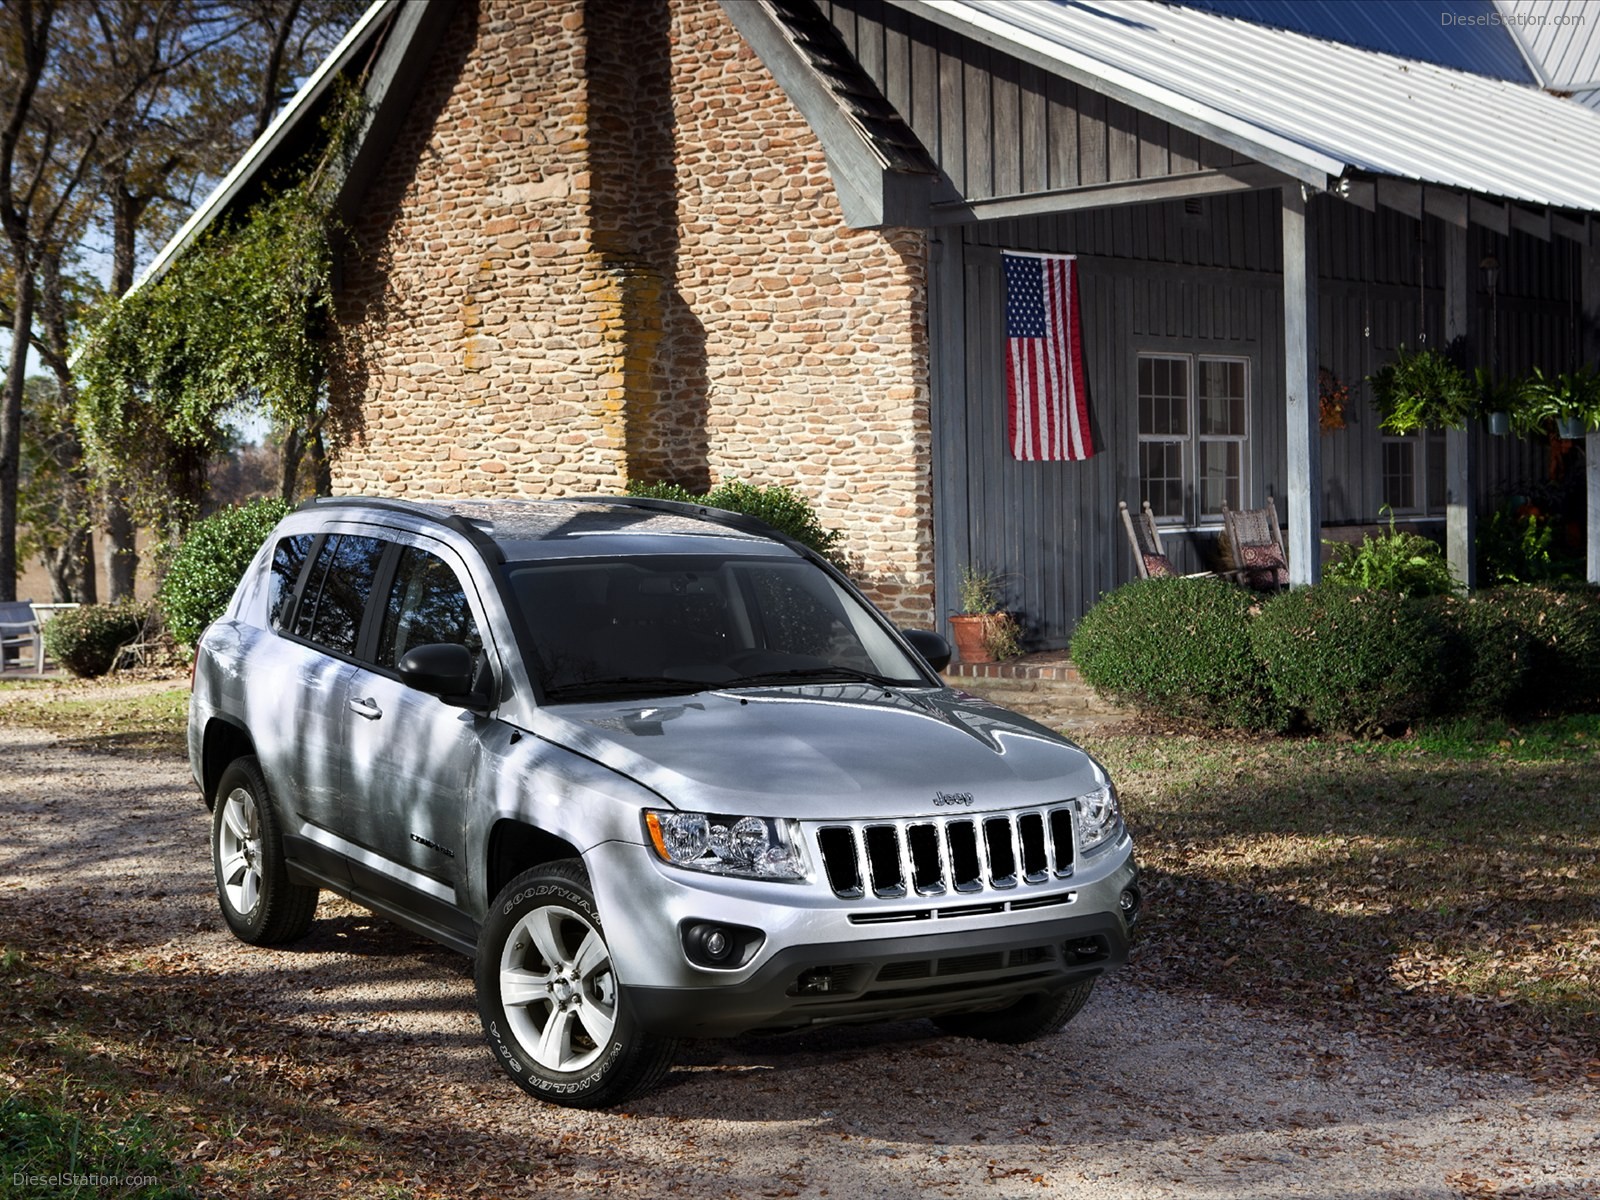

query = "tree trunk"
[104,487,137,601]
[0,266,34,603]
[280,425,303,501]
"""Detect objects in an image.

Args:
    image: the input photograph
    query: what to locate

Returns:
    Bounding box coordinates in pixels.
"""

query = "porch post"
[1443,220,1477,588]
[1585,221,1599,586]
[1282,185,1322,585]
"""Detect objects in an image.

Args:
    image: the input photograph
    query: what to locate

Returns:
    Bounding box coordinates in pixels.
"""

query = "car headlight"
[1074,784,1123,854]
[645,811,809,881]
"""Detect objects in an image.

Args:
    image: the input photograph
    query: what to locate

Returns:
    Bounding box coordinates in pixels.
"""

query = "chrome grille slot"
[863,825,905,898]
[906,823,945,894]
[816,806,1077,901]
[984,817,1017,887]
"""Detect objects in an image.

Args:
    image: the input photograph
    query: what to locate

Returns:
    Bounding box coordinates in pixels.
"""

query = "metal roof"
[908,0,1600,211]
[1505,0,1600,95]
[1181,0,1536,83]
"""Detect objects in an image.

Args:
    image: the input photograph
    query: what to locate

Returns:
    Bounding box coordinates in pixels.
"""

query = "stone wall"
[332,0,934,625]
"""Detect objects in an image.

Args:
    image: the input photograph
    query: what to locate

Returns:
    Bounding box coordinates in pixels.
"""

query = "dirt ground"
[1,695,1596,1199]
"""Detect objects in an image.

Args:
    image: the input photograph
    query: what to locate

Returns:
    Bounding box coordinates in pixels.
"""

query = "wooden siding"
[822,0,1249,204]
[932,194,1577,648]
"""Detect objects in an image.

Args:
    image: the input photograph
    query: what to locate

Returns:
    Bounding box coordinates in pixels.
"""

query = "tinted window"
[268,534,315,632]
[293,534,386,655]
[376,546,483,670]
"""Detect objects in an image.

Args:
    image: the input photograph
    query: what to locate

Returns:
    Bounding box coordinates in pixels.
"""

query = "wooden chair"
[1118,500,1214,580]
[0,601,43,675]
[1221,498,1289,591]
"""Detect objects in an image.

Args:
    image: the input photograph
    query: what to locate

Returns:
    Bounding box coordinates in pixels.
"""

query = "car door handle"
[348,697,382,720]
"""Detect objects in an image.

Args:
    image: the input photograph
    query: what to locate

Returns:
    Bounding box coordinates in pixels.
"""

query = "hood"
[523,684,1105,818]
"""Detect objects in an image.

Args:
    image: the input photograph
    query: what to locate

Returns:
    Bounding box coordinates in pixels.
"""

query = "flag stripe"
[1003,251,1094,462]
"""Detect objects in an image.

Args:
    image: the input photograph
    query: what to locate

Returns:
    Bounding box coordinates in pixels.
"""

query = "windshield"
[508,554,932,702]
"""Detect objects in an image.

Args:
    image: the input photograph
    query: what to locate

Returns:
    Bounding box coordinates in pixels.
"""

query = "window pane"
[1140,441,1185,518]
[296,534,385,655]
[1198,358,1246,436]
[377,546,483,670]
[1197,441,1241,517]
[269,534,314,632]
[1138,355,1188,436]
[1382,440,1417,511]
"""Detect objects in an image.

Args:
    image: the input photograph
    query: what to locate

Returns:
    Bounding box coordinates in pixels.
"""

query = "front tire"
[211,756,318,945]
[476,861,677,1108]
[933,978,1096,1043]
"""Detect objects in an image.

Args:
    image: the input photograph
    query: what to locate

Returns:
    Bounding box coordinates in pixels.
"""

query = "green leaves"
[1367,345,1477,434]
[157,498,290,647]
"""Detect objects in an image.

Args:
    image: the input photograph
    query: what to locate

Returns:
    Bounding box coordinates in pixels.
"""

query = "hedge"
[159,498,291,647]
[1069,576,1281,731]
[40,603,150,678]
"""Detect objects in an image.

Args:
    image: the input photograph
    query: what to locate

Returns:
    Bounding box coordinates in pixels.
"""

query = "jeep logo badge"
[933,791,974,807]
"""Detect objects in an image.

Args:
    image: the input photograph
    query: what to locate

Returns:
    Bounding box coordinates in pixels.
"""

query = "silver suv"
[189,496,1139,1107]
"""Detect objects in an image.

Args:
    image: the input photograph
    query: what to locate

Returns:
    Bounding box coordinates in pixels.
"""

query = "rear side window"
[375,545,483,670]
[268,534,315,632]
[293,534,386,655]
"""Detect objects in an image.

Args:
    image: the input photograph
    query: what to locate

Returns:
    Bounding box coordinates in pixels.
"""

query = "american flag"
[1002,251,1094,461]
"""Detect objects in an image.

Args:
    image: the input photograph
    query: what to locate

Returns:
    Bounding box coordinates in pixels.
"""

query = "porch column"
[1282,186,1322,585]
[1586,221,1599,586]
[1443,220,1477,588]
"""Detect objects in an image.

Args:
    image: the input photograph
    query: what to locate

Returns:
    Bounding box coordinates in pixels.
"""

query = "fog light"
[681,921,763,969]
[1119,885,1142,926]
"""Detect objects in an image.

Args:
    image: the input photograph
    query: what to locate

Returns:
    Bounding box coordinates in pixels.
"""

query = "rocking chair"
[1221,498,1289,591]
[1118,500,1214,580]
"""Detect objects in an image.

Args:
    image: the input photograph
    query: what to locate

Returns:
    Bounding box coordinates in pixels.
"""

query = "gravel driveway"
[2,710,1595,1199]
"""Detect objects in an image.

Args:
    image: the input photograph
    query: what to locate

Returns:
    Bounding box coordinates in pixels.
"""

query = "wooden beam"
[1442,221,1477,589]
[1423,188,1469,229]
[1469,194,1511,237]
[928,162,1288,224]
[1375,178,1422,220]
[1282,186,1322,586]
[1552,211,1590,243]
[1510,205,1552,242]
[1337,178,1376,212]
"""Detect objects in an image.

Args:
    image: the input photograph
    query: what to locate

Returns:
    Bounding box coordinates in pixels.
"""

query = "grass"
[0,680,188,756]
[1078,717,1600,1078]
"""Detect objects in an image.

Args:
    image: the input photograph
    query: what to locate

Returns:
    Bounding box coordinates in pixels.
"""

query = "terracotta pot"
[947,614,993,664]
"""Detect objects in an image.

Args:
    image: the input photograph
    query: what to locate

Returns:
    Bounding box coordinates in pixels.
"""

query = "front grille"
[815,806,1076,901]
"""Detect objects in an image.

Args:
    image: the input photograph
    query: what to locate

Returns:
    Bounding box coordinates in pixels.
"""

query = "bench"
[0,601,42,675]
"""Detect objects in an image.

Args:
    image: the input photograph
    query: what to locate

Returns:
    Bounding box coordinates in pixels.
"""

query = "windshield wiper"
[544,676,711,702]
[721,666,900,690]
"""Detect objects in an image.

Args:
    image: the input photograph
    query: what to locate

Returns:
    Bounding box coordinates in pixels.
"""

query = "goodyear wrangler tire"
[476,860,678,1108]
[212,756,318,945]
[933,977,1096,1044]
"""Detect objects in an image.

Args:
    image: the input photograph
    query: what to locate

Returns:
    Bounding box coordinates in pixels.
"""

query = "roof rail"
[294,495,505,564]
[565,495,808,555]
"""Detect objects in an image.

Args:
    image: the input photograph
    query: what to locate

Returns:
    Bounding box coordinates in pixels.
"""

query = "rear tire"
[211,756,318,945]
[476,861,678,1108]
[933,978,1096,1043]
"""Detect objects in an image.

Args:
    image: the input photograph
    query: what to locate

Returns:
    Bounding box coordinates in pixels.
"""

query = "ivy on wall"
[76,85,362,529]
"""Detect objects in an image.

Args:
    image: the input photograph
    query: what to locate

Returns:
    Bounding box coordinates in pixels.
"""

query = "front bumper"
[586,839,1139,1038]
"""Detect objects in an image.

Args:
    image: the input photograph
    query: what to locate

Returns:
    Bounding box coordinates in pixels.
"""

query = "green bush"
[158,498,290,646]
[625,478,845,565]
[1323,520,1457,598]
[1250,583,1448,735]
[1070,576,1280,731]
[40,602,149,678]
[1420,594,1534,719]
[1477,585,1600,713]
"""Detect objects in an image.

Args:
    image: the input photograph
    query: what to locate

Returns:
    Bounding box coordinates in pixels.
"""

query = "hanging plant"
[1367,345,1477,434]
[1317,367,1349,433]
[1515,366,1600,440]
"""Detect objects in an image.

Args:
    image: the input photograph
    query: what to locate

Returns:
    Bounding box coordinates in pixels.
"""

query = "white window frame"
[1136,351,1251,527]
[1379,430,1446,516]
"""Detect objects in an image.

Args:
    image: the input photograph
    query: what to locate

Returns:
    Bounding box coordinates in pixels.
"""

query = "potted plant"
[1517,365,1600,440]
[1368,345,1477,434]
[1475,368,1526,437]
[949,565,1022,665]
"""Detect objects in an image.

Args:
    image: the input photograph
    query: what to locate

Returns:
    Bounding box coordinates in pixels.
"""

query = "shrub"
[159,498,290,646]
[40,602,149,678]
[1250,583,1448,735]
[625,478,845,565]
[1476,585,1600,713]
[1323,518,1457,598]
[1070,576,1280,731]
[1419,594,1534,719]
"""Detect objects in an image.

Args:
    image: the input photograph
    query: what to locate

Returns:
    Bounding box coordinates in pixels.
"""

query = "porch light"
[1479,255,1499,294]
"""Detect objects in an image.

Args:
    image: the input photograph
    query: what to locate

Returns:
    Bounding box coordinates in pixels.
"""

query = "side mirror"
[900,628,952,673]
[398,642,477,700]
